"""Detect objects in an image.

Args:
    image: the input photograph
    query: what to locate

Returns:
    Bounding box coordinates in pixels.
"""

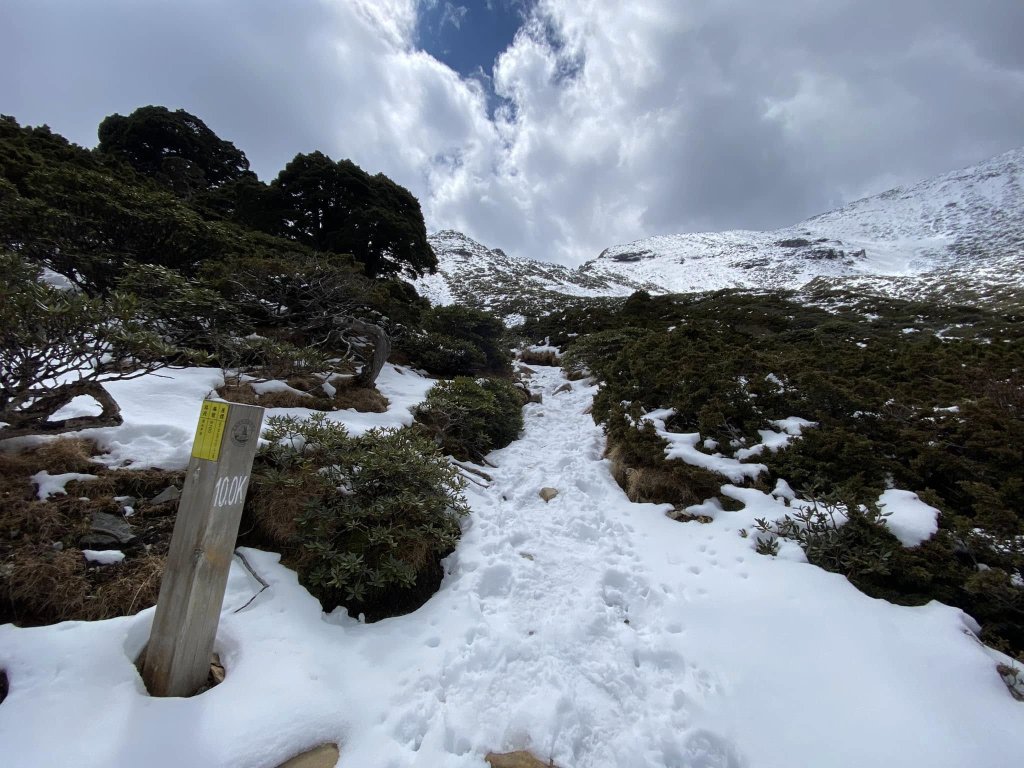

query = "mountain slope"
[422,147,1024,314]
[583,146,1024,305]
[416,230,655,319]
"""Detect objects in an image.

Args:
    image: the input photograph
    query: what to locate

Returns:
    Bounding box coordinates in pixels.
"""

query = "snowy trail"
[395,366,714,766]
[2,366,1023,768]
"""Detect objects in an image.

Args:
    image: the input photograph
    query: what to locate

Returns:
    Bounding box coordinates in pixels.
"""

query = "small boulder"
[150,486,181,505]
[553,383,572,395]
[539,487,558,503]
[79,511,136,549]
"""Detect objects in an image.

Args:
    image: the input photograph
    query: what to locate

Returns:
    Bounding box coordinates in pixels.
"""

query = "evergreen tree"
[97,106,253,198]
[272,152,436,279]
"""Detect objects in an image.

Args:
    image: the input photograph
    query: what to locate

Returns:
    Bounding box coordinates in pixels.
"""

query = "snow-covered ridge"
[422,146,1024,309]
[582,146,1024,296]
[415,230,654,319]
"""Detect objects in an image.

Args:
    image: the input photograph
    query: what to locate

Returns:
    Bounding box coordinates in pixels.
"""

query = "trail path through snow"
[2,366,1022,768]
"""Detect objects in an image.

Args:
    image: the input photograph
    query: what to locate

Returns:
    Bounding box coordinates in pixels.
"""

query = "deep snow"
[1,366,1022,767]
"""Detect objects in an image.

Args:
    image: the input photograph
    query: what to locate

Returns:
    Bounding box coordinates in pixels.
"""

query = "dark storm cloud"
[2,0,1022,264]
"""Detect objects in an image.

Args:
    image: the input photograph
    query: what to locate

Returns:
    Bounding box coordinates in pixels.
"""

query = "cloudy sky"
[2,0,1023,265]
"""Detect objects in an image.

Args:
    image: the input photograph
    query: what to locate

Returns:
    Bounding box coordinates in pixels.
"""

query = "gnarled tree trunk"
[0,380,123,439]
[336,317,391,387]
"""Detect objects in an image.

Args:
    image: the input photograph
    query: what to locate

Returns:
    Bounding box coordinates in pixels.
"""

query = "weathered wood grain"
[142,400,264,697]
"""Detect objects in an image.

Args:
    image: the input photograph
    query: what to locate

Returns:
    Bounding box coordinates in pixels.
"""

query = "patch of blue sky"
[415,0,536,111]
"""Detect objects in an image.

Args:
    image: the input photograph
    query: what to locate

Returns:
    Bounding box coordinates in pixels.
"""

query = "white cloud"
[1,0,1023,265]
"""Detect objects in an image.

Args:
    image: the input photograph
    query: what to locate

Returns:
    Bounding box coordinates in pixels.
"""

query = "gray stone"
[539,487,558,502]
[80,511,136,549]
[150,486,181,505]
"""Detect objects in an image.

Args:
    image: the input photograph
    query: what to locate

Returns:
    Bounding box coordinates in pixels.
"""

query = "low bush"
[414,377,525,461]
[752,488,899,580]
[214,335,330,381]
[403,306,510,375]
[403,331,486,376]
[247,415,469,619]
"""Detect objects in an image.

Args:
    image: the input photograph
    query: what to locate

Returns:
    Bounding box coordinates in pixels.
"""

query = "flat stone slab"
[79,511,136,549]
[276,743,340,768]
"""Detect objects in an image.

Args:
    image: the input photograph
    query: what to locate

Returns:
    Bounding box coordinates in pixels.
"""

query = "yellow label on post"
[191,401,229,462]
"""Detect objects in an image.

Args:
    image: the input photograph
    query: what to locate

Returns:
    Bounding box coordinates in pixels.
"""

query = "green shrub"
[753,488,898,579]
[0,251,177,437]
[249,414,468,618]
[558,288,1024,653]
[116,261,239,351]
[215,335,330,381]
[415,377,524,461]
[403,331,486,376]
[405,306,510,375]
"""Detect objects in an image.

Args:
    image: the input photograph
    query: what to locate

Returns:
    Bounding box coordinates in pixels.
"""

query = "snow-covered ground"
[1,366,1021,767]
[2,364,434,472]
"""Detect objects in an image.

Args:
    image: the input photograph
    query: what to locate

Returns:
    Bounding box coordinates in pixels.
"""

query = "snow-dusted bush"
[248,415,468,618]
[414,377,525,461]
[753,489,898,579]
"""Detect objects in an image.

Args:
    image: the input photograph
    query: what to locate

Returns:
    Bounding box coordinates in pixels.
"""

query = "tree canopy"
[272,152,436,280]
[97,106,253,198]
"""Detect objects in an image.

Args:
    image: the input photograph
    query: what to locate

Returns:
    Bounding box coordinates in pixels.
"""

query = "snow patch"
[878,489,940,547]
[641,408,766,483]
[47,394,104,422]
[32,470,99,500]
[82,549,126,565]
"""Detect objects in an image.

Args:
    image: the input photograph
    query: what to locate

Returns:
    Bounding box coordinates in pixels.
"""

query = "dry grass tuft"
[66,468,184,501]
[332,380,388,413]
[2,547,166,625]
[244,475,321,549]
[1,494,91,544]
[0,437,99,499]
[4,547,90,622]
[218,378,388,413]
[92,554,164,617]
[217,380,314,409]
[518,349,562,366]
[606,442,720,507]
[0,445,183,627]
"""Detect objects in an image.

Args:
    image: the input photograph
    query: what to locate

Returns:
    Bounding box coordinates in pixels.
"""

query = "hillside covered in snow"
[421,147,1024,316]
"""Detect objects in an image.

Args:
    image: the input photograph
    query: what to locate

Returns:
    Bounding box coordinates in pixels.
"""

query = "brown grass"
[332,380,388,412]
[218,380,317,409]
[243,473,322,549]
[92,554,164,617]
[606,442,721,507]
[0,438,183,626]
[218,378,388,413]
[0,437,98,499]
[2,547,165,625]
[518,349,562,366]
[3,547,89,622]
[73,468,185,501]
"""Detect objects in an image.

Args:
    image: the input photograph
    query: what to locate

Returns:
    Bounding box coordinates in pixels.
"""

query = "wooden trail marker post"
[142,399,264,697]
